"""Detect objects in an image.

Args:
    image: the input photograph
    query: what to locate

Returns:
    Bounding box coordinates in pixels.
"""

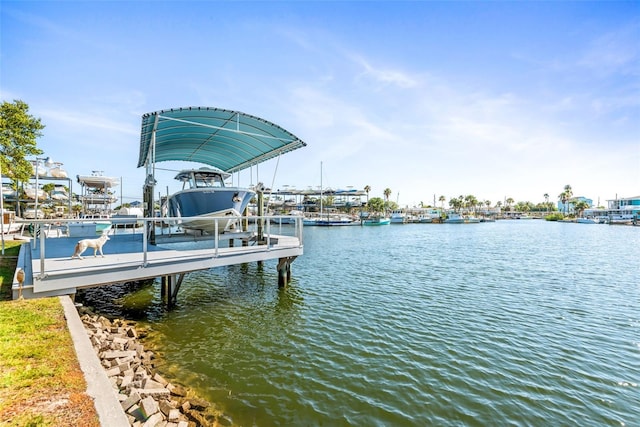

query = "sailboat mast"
[320,161,323,216]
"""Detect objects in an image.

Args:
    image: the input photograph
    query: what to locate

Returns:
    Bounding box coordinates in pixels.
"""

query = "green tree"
[449,196,463,212]
[383,188,392,202]
[438,195,446,209]
[558,185,572,215]
[464,195,478,214]
[383,188,392,213]
[367,197,385,214]
[574,200,589,218]
[0,100,44,182]
[41,183,55,199]
[505,197,514,211]
[364,185,371,206]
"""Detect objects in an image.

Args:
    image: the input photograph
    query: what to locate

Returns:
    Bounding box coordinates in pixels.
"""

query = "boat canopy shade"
[137,107,307,173]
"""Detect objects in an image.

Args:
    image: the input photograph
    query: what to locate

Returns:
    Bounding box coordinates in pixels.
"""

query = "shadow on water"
[76,279,164,320]
[75,261,304,322]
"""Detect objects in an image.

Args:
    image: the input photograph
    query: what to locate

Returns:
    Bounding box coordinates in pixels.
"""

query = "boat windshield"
[193,172,225,188]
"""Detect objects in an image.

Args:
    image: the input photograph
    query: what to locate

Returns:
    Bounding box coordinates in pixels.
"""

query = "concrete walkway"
[60,295,129,426]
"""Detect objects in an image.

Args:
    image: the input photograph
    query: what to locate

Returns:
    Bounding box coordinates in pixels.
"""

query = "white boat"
[315,214,358,226]
[166,167,255,233]
[23,207,45,219]
[363,216,390,226]
[31,160,47,177]
[390,210,407,224]
[444,213,464,223]
[576,217,597,224]
[50,185,69,201]
[271,210,304,225]
[77,171,120,189]
[49,164,68,178]
[24,185,47,200]
[68,214,113,237]
[2,184,16,200]
[112,207,144,228]
[303,217,318,226]
[1,210,23,234]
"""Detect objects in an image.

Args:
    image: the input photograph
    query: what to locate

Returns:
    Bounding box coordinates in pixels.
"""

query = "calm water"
[80,221,640,426]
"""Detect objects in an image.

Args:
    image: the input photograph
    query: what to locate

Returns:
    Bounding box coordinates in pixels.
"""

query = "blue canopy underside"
[137,107,306,173]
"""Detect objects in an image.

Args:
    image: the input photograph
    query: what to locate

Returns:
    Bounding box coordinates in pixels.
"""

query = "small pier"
[12,216,303,302]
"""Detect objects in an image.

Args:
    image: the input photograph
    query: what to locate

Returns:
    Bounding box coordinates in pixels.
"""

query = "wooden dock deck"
[13,220,304,299]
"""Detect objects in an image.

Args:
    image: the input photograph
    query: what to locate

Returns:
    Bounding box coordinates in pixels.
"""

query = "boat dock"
[12,217,303,303]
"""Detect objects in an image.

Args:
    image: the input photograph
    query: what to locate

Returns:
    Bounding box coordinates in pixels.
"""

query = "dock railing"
[11,214,304,281]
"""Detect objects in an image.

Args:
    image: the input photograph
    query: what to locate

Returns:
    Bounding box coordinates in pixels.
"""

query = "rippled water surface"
[81,221,640,426]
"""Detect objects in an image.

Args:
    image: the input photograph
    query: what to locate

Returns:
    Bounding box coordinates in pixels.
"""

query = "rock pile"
[79,310,227,427]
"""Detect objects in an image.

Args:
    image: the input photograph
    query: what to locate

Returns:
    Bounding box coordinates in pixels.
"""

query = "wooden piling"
[277,256,297,287]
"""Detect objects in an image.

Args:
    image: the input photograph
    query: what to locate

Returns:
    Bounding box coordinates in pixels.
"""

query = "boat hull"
[363,217,390,226]
[167,188,255,233]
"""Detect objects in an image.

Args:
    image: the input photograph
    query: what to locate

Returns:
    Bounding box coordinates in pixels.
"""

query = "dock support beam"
[277,256,297,287]
[161,273,185,307]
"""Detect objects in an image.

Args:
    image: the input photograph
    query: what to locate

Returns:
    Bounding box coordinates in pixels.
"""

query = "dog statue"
[71,233,110,259]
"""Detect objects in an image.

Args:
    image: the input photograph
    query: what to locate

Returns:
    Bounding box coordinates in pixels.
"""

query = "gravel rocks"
[79,309,229,427]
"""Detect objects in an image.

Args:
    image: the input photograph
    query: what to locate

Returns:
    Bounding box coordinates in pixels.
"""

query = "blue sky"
[1,1,638,208]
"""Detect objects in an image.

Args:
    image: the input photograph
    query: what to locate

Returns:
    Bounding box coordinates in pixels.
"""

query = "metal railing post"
[266,217,271,250]
[214,218,219,257]
[39,223,45,277]
[142,219,148,266]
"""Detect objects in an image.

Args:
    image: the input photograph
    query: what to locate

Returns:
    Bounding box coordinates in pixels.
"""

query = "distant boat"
[315,215,359,226]
[24,186,47,200]
[112,207,144,228]
[23,206,45,219]
[68,214,112,237]
[31,160,47,177]
[390,210,407,224]
[576,217,597,224]
[50,185,69,201]
[166,167,255,233]
[77,171,119,188]
[444,213,464,224]
[363,216,390,226]
[2,184,16,200]
[1,210,23,234]
[271,210,304,225]
[49,163,68,179]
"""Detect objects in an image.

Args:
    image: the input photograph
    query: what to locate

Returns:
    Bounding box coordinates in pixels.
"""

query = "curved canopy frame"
[137,107,306,173]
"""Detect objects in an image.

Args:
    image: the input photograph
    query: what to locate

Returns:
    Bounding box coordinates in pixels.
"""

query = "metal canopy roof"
[137,107,306,173]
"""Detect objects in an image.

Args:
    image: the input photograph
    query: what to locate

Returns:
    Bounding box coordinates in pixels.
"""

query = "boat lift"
[12,107,308,304]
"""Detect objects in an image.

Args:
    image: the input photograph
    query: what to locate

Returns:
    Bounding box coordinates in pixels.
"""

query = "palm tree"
[438,195,446,209]
[574,200,589,218]
[506,197,514,212]
[383,188,392,215]
[449,196,463,212]
[558,185,572,215]
[364,185,371,207]
[544,193,550,213]
[464,195,478,215]
[564,185,573,214]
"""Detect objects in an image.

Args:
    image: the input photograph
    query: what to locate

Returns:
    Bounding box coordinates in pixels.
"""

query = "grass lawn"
[0,241,100,426]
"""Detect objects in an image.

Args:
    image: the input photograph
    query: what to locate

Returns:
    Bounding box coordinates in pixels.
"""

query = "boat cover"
[137,107,306,172]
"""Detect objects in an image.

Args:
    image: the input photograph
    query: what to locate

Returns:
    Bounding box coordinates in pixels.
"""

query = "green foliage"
[0,100,44,182]
[545,213,565,221]
[367,197,385,213]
